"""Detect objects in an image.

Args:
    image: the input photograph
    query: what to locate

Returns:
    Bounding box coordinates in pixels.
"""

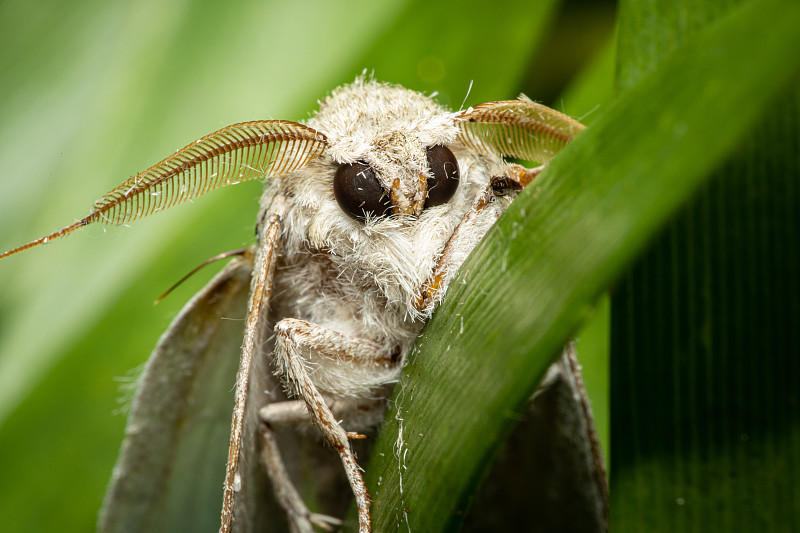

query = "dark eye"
[333,162,392,220]
[424,145,460,208]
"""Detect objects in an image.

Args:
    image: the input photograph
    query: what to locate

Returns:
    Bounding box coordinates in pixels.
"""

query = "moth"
[2,77,604,532]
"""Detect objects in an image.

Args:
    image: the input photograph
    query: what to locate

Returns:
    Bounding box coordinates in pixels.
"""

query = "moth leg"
[417,162,544,311]
[260,399,383,441]
[259,400,314,426]
[259,422,342,533]
[257,397,384,531]
[272,318,397,533]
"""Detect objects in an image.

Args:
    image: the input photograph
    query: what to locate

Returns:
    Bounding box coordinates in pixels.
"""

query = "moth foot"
[309,512,343,531]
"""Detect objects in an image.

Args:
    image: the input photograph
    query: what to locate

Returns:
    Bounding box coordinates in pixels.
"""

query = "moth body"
[266,81,506,402]
[239,81,529,532]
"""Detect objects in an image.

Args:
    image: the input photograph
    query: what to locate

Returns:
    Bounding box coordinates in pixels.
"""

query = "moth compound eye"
[424,145,460,208]
[334,162,393,221]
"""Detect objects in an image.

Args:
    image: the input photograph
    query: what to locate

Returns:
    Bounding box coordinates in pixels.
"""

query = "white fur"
[266,78,504,397]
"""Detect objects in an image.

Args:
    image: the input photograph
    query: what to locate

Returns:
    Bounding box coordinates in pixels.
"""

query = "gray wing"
[98,257,252,533]
[464,344,608,533]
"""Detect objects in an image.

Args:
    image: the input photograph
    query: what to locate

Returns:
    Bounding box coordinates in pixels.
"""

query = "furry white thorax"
[264,78,503,396]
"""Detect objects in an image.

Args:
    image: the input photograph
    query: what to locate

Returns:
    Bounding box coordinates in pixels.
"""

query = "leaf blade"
[610,0,800,530]
[365,1,800,531]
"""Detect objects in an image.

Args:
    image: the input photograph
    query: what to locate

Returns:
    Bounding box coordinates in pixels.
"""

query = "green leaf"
[610,0,800,530]
[364,0,800,531]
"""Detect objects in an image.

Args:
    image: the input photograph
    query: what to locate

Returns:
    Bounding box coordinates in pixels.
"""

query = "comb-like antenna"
[0,121,327,260]
[455,100,585,164]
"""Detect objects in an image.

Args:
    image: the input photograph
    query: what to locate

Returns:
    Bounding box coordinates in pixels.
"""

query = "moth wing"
[464,345,608,532]
[98,256,254,533]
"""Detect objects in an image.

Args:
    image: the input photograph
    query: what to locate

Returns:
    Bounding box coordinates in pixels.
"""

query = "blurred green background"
[2,0,797,531]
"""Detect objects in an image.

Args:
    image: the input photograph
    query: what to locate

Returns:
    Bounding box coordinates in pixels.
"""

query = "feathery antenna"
[1,121,327,260]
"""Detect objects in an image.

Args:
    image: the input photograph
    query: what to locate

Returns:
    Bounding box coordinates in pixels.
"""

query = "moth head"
[308,79,585,224]
[310,79,462,221]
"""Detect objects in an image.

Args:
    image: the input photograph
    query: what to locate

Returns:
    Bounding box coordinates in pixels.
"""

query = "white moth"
[1,77,597,532]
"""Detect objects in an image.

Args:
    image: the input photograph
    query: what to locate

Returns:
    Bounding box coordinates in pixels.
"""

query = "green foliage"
[610,0,800,530]
[2,0,795,531]
[363,0,800,530]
